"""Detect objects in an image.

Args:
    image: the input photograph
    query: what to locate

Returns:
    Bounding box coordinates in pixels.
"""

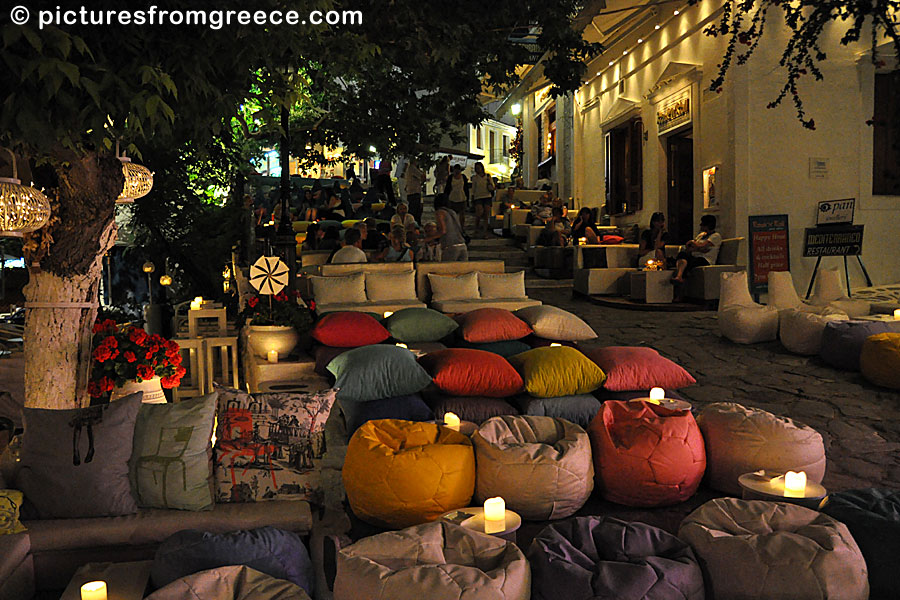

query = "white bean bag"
[696,402,826,495]
[679,498,869,600]
[779,308,848,355]
[717,271,779,344]
[333,521,530,600]
[809,268,871,318]
[472,415,593,520]
[145,565,311,600]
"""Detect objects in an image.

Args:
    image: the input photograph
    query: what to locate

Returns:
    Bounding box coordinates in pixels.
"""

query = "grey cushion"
[424,392,519,424]
[17,393,142,518]
[514,394,602,429]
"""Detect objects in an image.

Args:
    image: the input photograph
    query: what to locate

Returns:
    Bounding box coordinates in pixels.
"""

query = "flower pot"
[247,325,299,359]
[111,376,167,404]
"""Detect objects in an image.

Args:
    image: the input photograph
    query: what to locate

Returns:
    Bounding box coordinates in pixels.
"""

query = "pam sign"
[803,225,864,257]
[816,198,855,225]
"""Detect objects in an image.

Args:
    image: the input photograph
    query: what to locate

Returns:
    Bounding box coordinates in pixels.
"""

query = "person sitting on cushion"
[329,227,368,264]
[637,212,668,268]
[571,207,601,245]
[672,214,722,284]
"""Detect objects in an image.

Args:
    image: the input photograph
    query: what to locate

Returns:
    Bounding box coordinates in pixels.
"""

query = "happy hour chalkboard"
[748,214,790,295]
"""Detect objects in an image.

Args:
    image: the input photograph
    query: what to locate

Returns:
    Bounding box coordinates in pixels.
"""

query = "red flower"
[145,350,154,360]
[128,327,150,346]
[124,351,137,363]
[309,300,316,311]
[93,345,112,363]
[102,336,118,349]
[274,291,288,302]
[175,365,186,378]
[165,340,179,353]
[88,381,102,398]
[99,376,115,393]
[161,375,178,389]
[169,353,183,366]
[247,297,259,308]
[92,319,117,334]
[136,364,155,381]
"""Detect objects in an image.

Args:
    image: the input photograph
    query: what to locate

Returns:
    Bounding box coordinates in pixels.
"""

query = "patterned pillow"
[213,385,336,504]
[0,489,26,534]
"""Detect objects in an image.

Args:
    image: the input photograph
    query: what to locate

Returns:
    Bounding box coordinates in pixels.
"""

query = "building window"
[604,117,643,215]
[502,134,510,157]
[873,70,900,196]
[475,125,483,150]
[489,130,497,163]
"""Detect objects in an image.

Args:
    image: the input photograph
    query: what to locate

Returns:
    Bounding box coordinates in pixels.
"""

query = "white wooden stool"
[172,338,207,401]
[204,336,240,391]
[188,307,227,338]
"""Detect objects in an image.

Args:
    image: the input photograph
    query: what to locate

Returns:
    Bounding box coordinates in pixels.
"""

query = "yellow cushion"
[343,419,475,528]
[372,203,386,212]
[292,221,312,233]
[341,219,362,229]
[508,346,606,398]
[860,333,900,389]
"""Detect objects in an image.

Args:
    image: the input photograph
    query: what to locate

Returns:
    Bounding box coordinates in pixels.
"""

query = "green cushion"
[508,346,607,398]
[328,345,432,402]
[129,394,217,511]
[385,308,458,343]
[457,340,531,358]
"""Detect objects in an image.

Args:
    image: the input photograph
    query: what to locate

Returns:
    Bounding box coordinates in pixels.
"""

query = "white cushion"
[767,271,802,310]
[366,271,417,302]
[310,273,366,306]
[427,272,480,302]
[811,268,846,304]
[478,271,526,299]
[719,305,779,344]
[719,270,755,308]
[515,305,596,341]
[779,308,849,355]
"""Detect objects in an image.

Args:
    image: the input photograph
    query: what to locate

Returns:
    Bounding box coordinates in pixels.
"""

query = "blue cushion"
[515,394,602,429]
[327,345,432,402]
[456,340,532,358]
[339,394,433,436]
[820,320,900,371]
[151,526,313,594]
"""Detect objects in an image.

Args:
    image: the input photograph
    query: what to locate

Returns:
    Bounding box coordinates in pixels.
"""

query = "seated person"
[637,212,668,268]
[300,222,323,251]
[416,222,442,262]
[329,227,368,264]
[672,214,722,284]
[376,227,413,262]
[361,218,387,251]
[570,207,601,244]
[406,230,421,260]
[529,190,555,224]
[390,202,417,231]
[318,189,345,220]
[536,207,570,247]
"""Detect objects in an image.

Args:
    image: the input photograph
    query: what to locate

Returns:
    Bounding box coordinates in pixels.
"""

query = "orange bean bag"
[343,419,475,529]
[589,400,705,507]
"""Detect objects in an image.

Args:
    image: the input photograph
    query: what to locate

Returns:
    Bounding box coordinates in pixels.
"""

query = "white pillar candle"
[81,581,107,600]
[894,309,900,320]
[550,343,562,347]
[443,412,460,430]
[483,497,506,534]
[783,471,807,497]
[267,349,278,364]
[649,387,665,401]
[383,311,394,319]
[395,343,408,349]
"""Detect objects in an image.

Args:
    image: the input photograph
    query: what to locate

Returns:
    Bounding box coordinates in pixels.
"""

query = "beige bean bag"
[145,565,311,600]
[679,498,868,600]
[717,271,779,344]
[697,402,825,495]
[333,521,530,600]
[472,415,593,520]
[779,307,848,355]
[809,268,871,318]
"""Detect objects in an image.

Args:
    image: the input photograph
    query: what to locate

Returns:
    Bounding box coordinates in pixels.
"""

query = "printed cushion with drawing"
[0,489,26,534]
[213,385,336,504]
[128,394,218,511]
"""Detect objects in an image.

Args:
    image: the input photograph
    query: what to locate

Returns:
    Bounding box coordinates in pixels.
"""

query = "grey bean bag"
[679,498,868,600]
[528,516,704,600]
[696,402,826,495]
[333,521,530,600]
[821,488,900,600]
[819,320,900,371]
[473,415,593,520]
[145,565,311,600]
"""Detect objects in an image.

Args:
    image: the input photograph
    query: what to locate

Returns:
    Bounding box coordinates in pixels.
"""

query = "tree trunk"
[22,151,122,409]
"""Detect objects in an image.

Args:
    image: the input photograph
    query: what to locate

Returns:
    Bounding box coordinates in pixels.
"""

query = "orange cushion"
[418,349,524,398]
[455,308,532,343]
[311,312,389,348]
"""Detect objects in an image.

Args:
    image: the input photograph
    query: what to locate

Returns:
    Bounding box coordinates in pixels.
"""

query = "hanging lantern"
[116,156,153,204]
[0,149,51,237]
[159,274,172,286]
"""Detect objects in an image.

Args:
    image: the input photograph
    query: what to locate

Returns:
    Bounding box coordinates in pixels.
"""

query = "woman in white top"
[444,164,469,228]
[470,162,495,238]
[403,158,426,223]
[390,202,417,231]
[672,214,722,298]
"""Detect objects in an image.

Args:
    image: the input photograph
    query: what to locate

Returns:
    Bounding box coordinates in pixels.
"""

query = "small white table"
[629,270,674,304]
[738,471,827,510]
[61,560,152,600]
[441,507,522,543]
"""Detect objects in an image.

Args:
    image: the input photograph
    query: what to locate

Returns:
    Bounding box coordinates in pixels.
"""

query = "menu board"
[748,214,790,295]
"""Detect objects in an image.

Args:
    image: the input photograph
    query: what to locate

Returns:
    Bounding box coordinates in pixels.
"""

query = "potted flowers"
[89,319,186,403]
[242,290,314,359]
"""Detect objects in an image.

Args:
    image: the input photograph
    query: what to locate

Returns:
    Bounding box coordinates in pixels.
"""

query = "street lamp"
[511,103,522,116]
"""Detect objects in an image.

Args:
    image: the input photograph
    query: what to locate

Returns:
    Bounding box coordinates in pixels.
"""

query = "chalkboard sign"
[803,225,864,257]
[748,214,790,295]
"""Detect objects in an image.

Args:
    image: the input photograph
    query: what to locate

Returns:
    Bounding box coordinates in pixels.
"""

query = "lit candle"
[483,497,506,534]
[267,349,278,363]
[783,471,807,497]
[894,309,900,320]
[550,343,562,347]
[190,296,204,310]
[650,387,665,401]
[443,412,460,430]
[395,343,408,349]
[383,311,394,319]
[578,237,587,245]
[81,581,107,600]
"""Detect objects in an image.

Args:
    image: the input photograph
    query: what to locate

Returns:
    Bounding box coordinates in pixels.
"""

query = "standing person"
[672,215,722,298]
[433,155,450,194]
[375,158,396,205]
[470,162,495,238]
[426,193,468,262]
[403,157,426,223]
[444,164,469,228]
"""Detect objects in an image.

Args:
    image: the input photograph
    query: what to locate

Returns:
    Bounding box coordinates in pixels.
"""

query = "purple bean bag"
[527,516,704,600]
[819,320,900,371]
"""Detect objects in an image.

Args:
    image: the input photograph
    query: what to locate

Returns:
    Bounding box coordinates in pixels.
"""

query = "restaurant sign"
[657,88,691,135]
[803,225,864,257]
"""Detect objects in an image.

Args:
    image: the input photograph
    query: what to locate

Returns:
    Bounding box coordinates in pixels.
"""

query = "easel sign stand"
[803,198,873,299]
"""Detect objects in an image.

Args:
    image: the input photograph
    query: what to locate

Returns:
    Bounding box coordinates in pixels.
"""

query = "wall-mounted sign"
[803,225,864,257]
[816,198,855,226]
[809,157,829,179]
[748,214,790,295]
[657,88,691,135]
[702,165,719,210]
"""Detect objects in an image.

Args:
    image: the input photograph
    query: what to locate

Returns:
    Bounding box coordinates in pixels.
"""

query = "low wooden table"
[440,507,522,543]
[738,471,827,510]
[61,560,153,600]
[629,270,674,304]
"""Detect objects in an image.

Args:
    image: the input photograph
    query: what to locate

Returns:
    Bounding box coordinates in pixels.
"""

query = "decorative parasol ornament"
[249,256,289,296]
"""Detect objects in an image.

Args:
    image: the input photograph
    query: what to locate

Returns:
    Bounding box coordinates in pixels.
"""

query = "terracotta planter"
[111,375,167,404]
[247,325,300,359]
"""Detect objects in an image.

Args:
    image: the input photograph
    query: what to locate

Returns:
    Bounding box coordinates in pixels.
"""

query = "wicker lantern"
[0,149,51,237]
[117,156,153,204]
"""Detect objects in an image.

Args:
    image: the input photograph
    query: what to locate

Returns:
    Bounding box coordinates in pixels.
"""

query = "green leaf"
[58,62,79,87]
[146,95,160,118]
[2,25,23,49]
[20,27,41,52]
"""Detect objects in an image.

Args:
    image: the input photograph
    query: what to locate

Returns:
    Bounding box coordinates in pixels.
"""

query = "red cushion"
[601,235,624,244]
[588,400,706,507]
[455,308,533,343]
[311,312,390,348]
[584,346,696,391]
[418,349,524,398]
